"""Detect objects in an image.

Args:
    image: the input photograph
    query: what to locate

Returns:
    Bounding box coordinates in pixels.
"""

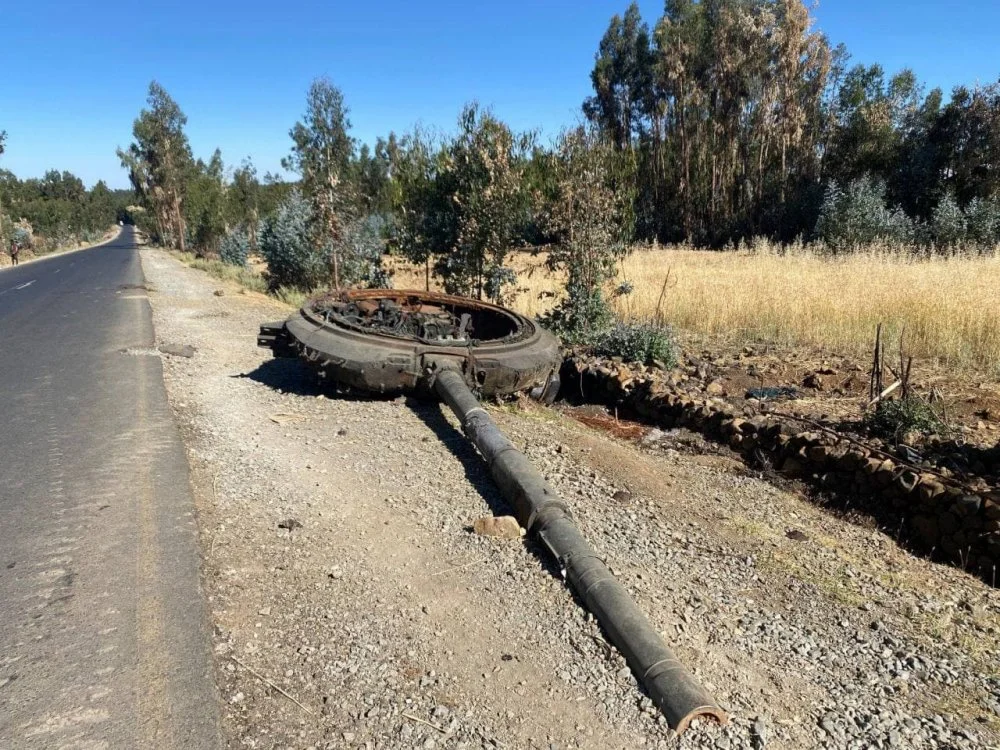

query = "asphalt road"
[0,228,221,748]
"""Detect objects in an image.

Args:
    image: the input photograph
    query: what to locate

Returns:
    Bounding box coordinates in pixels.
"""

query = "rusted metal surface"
[259,289,561,400]
[309,289,532,346]
[433,369,727,733]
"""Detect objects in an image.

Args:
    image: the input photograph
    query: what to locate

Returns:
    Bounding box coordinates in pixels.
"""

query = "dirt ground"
[664,335,1000,451]
[140,248,999,750]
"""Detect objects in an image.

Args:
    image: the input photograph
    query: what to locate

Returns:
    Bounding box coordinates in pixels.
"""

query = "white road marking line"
[0,279,37,296]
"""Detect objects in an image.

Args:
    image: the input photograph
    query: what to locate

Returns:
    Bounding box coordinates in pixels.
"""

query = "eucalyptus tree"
[118,82,193,249]
[185,149,227,255]
[583,2,651,152]
[227,158,262,250]
[387,127,455,290]
[438,103,532,302]
[542,127,629,337]
[283,78,355,287]
[586,0,833,244]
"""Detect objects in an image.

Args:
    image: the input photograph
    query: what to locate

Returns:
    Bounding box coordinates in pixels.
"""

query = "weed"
[180,254,268,294]
[863,397,943,440]
[274,286,309,308]
[591,321,677,366]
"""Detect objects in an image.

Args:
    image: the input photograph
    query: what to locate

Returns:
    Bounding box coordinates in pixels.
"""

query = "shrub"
[591,321,677,366]
[258,190,329,290]
[815,176,914,250]
[12,227,31,248]
[484,265,517,305]
[542,127,628,339]
[539,280,613,342]
[965,196,1000,249]
[219,227,250,267]
[863,397,943,441]
[931,191,966,247]
[336,214,392,288]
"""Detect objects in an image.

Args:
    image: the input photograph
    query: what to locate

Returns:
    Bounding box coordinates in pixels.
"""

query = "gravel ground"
[140,248,1000,750]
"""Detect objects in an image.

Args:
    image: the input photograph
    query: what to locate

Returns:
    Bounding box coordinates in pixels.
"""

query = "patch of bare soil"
[141,248,999,750]
[669,336,1000,454]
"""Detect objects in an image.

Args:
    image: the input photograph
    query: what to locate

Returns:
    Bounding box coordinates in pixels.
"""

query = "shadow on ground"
[246,355,568,581]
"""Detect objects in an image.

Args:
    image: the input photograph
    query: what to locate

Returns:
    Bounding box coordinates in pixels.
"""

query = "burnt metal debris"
[258,289,726,734]
[318,296,477,345]
[259,289,561,401]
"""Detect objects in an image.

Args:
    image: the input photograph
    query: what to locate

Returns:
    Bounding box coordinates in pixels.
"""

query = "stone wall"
[564,357,1000,582]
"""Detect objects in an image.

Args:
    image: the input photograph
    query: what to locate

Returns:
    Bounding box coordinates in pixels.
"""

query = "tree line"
[114,0,1000,338]
[0,131,133,253]
[584,0,1000,248]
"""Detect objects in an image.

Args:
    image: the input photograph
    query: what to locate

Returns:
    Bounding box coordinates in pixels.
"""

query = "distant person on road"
[9,239,20,266]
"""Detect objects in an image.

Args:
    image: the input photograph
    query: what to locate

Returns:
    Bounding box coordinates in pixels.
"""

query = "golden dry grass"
[613,242,1000,373]
[389,241,1000,374]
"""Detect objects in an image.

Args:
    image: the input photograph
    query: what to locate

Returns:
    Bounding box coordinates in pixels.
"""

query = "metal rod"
[433,368,727,734]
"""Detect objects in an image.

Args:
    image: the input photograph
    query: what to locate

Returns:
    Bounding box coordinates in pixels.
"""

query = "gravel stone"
[141,248,1000,750]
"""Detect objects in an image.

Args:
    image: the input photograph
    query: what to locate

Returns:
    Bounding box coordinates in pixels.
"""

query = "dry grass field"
[391,242,1000,375]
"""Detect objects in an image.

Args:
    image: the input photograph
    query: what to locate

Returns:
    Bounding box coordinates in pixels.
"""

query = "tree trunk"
[173,193,186,253]
[248,208,259,253]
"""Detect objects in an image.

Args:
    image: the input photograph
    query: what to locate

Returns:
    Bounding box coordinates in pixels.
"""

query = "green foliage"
[575,3,1000,247]
[591,321,677,366]
[185,149,227,256]
[825,66,920,186]
[384,108,531,302]
[258,190,327,290]
[0,167,129,248]
[256,193,385,292]
[932,83,1000,206]
[336,214,391,289]
[931,191,966,247]
[219,226,250,267]
[352,138,394,214]
[118,82,194,250]
[816,176,1000,252]
[815,176,914,249]
[283,78,356,287]
[863,398,943,440]
[539,281,613,342]
[540,128,628,338]
[585,0,833,244]
[387,128,457,289]
[228,159,260,236]
[435,103,532,302]
[85,180,116,232]
[484,265,517,305]
[965,196,1000,248]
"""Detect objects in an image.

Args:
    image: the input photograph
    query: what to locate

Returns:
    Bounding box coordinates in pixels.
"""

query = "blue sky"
[2,1,999,189]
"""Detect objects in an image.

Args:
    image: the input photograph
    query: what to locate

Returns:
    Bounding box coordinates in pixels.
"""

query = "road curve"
[0,228,221,748]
